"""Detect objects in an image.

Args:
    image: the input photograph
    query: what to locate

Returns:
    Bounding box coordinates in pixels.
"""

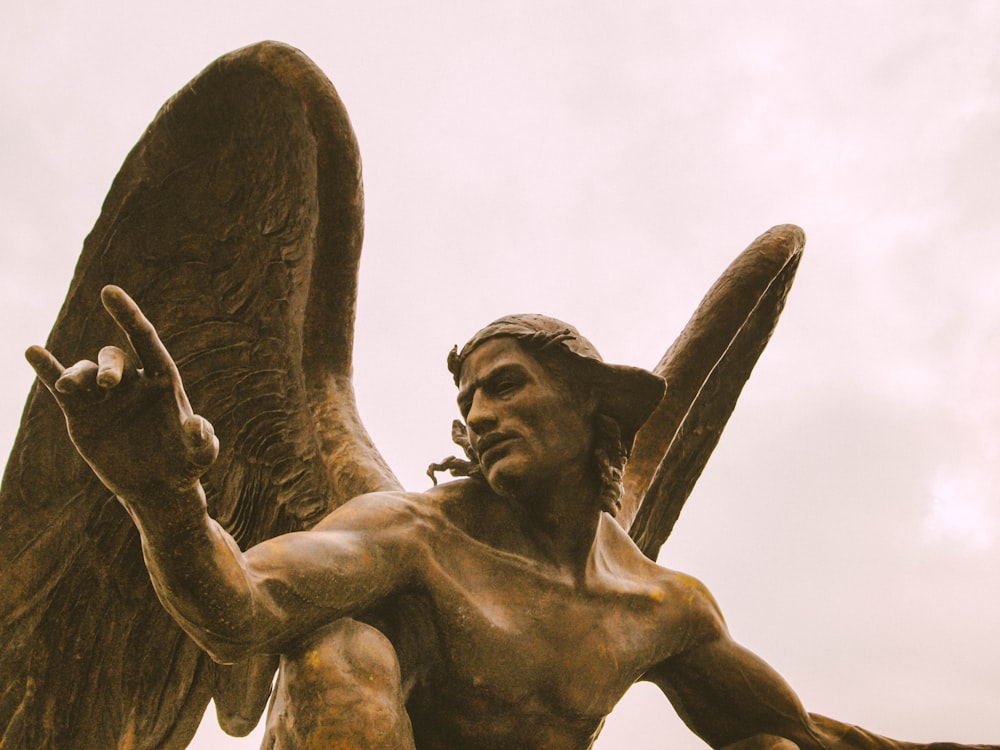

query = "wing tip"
[757,223,806,255]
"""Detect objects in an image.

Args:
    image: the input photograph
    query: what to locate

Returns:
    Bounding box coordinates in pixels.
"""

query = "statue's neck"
[509,476,604,579]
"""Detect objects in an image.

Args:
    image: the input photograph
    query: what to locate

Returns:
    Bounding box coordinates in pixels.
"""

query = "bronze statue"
[1,42,996,749]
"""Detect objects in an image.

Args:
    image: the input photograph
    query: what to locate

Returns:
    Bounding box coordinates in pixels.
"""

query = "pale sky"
[3,2,1000,747]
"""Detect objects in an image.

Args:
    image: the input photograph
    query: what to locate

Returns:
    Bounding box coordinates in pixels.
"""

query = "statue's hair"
[592,413,627,516]
[429,335,629,516]
[426,420,482,483]
[446,327,578,381]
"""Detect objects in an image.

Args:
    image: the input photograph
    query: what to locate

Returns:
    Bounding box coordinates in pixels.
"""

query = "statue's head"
[434,315,665,515]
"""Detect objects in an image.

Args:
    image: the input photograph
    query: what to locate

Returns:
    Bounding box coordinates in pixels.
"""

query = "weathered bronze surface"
[2,42,996,749]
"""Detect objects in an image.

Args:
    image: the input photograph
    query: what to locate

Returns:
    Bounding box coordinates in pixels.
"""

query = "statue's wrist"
[118,481,208,537]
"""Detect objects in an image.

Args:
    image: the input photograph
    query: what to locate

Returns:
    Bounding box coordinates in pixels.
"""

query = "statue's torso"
[382,481,704,749]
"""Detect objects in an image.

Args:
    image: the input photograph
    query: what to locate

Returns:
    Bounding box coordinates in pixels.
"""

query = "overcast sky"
[4,2,1000,747]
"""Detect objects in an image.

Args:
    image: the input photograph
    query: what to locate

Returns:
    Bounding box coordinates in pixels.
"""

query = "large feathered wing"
[0,41,400,749]
[622,225,805,559]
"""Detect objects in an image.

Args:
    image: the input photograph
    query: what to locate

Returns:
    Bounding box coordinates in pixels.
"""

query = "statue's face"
[457,337,595,499]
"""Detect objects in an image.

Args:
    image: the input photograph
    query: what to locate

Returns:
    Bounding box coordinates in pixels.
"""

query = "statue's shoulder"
[414,477,508,531]
[429,476,490,494]
[333,478,492,523]
[312,487,444,532]
[419,477,495,511]
[644,563,727,642]
[596,519,722,623]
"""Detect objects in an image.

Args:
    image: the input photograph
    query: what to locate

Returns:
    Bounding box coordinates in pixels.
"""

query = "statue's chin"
[481,462,528,501]
[483,471,517,499]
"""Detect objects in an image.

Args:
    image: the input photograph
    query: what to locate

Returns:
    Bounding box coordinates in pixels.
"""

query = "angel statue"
[1,41,996,750]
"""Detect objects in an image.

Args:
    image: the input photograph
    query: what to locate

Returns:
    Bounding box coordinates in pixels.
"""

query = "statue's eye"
[496,378,520,396]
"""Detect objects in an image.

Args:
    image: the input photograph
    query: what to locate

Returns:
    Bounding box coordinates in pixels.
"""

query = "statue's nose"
[466,392,498,437]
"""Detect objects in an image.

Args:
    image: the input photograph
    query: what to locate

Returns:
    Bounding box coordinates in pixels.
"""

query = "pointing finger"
[25,345,66,392]
[100,285,175,377]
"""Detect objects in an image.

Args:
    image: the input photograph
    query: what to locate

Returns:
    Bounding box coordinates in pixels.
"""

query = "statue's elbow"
[187,626,262,664]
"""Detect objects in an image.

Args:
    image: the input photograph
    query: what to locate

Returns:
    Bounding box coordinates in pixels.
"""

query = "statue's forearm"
[123,483,261,661]
[809,714,999,750]
[652,627,999,750]
[122,484,409,663]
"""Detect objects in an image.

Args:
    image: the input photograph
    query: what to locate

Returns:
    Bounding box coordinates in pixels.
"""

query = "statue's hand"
[25,285,218,503]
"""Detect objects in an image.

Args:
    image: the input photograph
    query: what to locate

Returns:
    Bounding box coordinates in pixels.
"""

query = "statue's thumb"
[182,415,219,470]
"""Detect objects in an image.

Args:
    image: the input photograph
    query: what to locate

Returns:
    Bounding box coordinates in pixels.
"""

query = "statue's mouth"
[477,433,517,465]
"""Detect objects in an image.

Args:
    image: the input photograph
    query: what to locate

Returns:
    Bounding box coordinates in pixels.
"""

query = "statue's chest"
[418,536,661,718]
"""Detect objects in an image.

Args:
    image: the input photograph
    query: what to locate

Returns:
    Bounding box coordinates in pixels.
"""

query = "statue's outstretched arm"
[646,584,997,750]
[27,287,411,663]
